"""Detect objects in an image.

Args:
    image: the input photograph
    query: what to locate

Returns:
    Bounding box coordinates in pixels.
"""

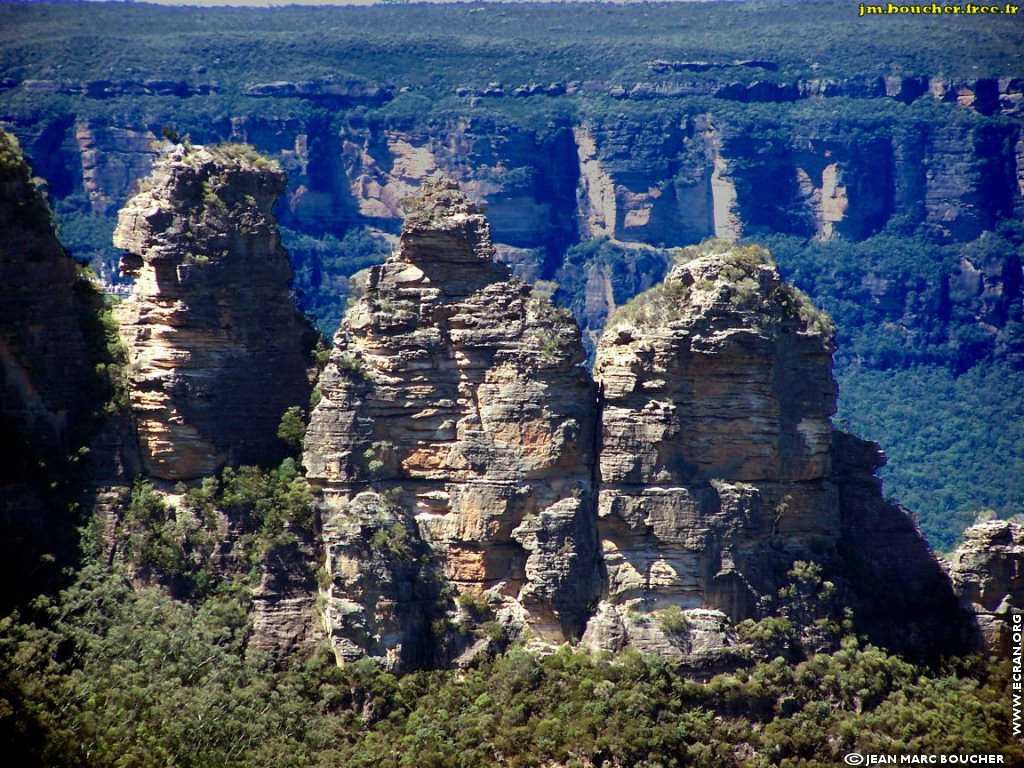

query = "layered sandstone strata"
[584,241,843,653]
[114,142,316,480]
[305,179,600,667]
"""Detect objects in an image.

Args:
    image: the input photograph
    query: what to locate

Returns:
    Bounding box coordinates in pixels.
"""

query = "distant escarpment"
[113,142,317,480]
[303,184,963,669]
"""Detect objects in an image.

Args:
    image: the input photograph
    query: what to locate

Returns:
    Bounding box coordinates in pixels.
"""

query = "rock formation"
[0,127,104,609]
[583,241,842,656]
[0,127,100,457]
[831,429,962,655]
[113,142,317,480]
[948,520,1024,656]
[305,179,600,668]
[303,187,966,668]
[582,242,961,658]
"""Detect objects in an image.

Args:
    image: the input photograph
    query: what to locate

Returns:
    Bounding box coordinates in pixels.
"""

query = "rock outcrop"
[0,127,104,610]
[948,520,1024,656]
[583,241,842,655]
[114,142,317,480]
[303,189,967,668]
[305,179,600,668]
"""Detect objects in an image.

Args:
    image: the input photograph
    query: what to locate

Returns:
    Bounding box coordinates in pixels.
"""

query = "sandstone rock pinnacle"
[305,178,600,668]
[114,142,316,480]
[584,241,843,657]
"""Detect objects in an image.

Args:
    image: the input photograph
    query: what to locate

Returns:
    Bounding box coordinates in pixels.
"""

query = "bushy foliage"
[120,461,316,598]
[0,569,1017,768]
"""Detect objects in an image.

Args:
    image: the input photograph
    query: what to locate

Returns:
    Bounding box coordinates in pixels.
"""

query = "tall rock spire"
[305,178,600,668]
[113,142,316,480]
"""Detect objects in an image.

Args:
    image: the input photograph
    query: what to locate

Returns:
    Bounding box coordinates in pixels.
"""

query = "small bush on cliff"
[119,461,315,596]
[277,405,306,453]
[221,459,315,564]
[654,605,691,634]
[122,479,217,598]
[608,277,693,329]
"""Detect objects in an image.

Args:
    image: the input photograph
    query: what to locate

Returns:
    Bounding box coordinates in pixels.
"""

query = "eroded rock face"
[114,143,316,480]
[948,520,1024,656]
[0,128,101,455]
[305,179,600,666]
[588,241,842,649]
[319,491,441,671]
[0,127,104,609]
[304,199,969,666]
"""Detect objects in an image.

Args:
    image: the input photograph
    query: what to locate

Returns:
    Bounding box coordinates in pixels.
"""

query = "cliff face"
[583,243,842,656]
[304,179,600,667]
[831,430,962,653]
[113,143,317,480]
[0,128,100,457]
[948,520,1024,657]
[0,127,107,611]
[13,96,1020,251]
[301,185,964,667]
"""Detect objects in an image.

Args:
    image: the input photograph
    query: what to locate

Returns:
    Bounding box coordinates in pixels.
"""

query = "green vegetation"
[119,461,315,599]
[0,564,1017,768]
[836,362,1024,552]
[759,226,1024,548]
[653,605,690,635]
[276,405,306,453]
[1,2,1019,93]
[758,226,1024,372]
[283,227,391,335]
[608,275,693,329]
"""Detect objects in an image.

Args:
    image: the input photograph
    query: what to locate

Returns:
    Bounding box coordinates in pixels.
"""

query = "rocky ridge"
[113,142,317,481]
[304,184,967,668]
[3,132,1014,667]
